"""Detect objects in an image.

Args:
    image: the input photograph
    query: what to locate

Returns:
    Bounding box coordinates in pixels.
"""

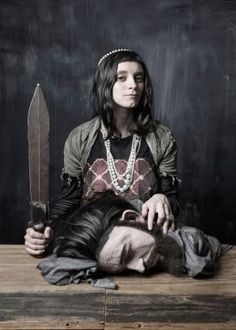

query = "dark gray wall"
[0,0,236,244]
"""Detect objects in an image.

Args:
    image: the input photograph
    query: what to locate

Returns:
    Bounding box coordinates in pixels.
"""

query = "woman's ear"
[120,210,146,223]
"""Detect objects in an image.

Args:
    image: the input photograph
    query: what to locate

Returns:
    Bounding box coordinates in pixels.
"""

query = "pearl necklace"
[101,130,141,193]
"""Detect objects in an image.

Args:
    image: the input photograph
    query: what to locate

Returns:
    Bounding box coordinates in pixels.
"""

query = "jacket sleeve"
[157,128,180,217]
[63,129,83,178]
[48,131,83,227]
[48,172,83,228]
[158,174,180,217]
[158,129,177,176]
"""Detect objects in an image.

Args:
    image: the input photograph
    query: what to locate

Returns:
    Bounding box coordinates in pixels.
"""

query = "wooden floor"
[0,245,235,330]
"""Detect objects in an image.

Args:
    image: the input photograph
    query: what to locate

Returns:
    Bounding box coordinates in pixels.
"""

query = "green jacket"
[63,116,177,180]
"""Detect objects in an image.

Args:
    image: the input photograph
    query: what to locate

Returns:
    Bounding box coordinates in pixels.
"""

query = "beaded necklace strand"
[101,129,141,193]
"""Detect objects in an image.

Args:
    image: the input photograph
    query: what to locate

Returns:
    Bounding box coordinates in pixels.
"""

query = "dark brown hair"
[52,191,136,260]
[90,50,155,137]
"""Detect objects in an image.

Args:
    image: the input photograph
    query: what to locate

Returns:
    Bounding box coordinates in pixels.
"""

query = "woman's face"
[112,61,145,110]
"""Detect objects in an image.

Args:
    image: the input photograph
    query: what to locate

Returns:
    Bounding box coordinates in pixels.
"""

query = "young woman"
[25,49,180,256]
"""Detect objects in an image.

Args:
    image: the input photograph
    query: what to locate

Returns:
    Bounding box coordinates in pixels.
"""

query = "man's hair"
[89,50,156,137]
[52,191,136,260]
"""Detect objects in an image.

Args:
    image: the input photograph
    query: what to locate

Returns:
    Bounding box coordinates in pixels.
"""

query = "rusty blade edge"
[27,83,50,202]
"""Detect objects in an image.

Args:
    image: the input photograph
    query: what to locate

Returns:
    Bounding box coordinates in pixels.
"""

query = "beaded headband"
[98,48,134,66]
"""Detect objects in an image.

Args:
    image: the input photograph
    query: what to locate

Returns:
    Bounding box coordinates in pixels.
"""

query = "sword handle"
[29,201,49,233]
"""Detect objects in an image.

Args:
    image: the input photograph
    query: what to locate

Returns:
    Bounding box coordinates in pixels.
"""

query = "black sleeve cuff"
[158,174,180,217]
[48,172,83,228]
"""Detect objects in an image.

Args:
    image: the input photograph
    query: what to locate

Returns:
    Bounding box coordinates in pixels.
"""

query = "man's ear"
[120,210,146,223]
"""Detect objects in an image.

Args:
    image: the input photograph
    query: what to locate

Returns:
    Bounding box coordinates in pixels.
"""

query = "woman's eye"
[135,75,144,83]
[117,76,126,81]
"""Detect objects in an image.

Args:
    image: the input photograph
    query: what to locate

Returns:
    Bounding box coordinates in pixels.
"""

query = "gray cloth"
[168,224,232,278]
[37,255,117,289]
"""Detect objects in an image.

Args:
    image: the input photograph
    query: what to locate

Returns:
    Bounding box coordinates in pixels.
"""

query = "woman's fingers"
[24,226,52,256]
[162,214,175,234]
[24,236,47,255]
[162,219,169,235]
[26,227,45,239]
[156,202,165,226]
[44,226,52,239]
[147,204,156,230]
[141,204,148,218]
[162,203,175,234]
[164,203,171,217]
[25,246,46,256]
[142,194,175,233]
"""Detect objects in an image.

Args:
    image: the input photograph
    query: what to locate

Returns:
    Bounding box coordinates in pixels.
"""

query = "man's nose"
[126,258,145,273]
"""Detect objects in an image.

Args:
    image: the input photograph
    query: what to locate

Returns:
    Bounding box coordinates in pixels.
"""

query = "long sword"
[27,83,50,232]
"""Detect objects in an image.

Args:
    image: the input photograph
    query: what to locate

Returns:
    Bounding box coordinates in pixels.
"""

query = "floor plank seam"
[104,289,107,329]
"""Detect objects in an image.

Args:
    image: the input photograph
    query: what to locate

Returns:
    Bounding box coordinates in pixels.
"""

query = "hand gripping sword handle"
[28,201,49,233]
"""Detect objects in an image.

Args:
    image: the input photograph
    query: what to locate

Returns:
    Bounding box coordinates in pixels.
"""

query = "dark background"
[0,0,236,244]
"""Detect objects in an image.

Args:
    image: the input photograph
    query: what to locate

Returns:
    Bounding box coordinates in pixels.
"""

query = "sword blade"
[27,83,50,232]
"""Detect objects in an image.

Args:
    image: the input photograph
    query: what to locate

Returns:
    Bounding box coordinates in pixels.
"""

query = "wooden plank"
[0,292,105,330]
[0,320,104,330]
[0,245,235,330]
[107,276,236,295]
[1,322,236,330]
[105,322,236,329]
[105,293,236,324]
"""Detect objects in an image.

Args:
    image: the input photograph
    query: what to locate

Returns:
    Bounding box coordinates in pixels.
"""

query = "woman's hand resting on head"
[24,226,53,256]
[142,194,175,234]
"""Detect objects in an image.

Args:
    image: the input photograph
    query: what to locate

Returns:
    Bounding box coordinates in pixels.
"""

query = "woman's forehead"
[116,61,144,73]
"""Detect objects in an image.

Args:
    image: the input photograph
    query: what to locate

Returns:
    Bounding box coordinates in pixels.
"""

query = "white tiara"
[98,48,134,66]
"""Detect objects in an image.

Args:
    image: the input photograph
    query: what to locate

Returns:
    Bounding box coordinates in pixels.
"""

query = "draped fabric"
[168,224,232,278]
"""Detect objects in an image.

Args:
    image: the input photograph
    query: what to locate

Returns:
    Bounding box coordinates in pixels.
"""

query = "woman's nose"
[127,77,137,89]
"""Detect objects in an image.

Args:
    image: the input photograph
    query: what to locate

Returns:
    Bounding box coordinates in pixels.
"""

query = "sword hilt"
[28,201,49,233]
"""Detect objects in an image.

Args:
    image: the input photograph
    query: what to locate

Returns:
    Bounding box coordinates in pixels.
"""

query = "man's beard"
[116,220,184,276]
